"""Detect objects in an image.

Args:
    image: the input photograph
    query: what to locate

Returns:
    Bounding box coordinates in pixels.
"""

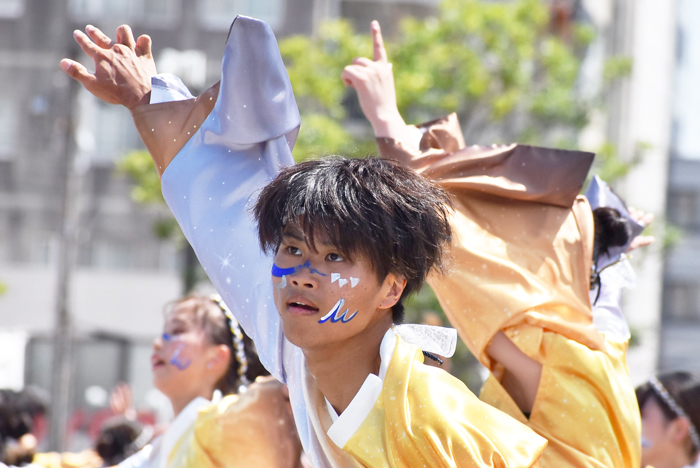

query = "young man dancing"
[61,16,546,467]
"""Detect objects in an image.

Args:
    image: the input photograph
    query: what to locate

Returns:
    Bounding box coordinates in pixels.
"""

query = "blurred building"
[574,0,681,385]
[660,0,700,375]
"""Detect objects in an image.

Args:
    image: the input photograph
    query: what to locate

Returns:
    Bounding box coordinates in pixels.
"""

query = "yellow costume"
[33,379,300,468]
[166,378,301,468]
[302,329,547,467]
[33,450,102,468]
[377,114,642,468]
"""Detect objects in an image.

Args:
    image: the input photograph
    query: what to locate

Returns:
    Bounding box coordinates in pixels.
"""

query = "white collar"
[323,324,457,449]
[158,397,211,468]
[325,328,396,447]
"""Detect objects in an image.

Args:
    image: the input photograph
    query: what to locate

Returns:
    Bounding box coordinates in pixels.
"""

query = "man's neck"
[304,316,392,415]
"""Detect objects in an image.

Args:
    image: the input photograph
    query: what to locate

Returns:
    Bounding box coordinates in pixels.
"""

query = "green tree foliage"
[281,0,613,161]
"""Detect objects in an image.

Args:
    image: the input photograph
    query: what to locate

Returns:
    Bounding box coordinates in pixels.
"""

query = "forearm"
[129,78,218,178]
[156,16,299,380]
[486,331,542,413]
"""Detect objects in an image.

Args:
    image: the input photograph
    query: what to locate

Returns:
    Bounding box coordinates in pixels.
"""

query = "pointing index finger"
[371,20,387,63]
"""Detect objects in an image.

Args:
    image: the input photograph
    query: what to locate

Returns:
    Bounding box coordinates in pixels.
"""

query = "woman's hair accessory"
[649,376,700,450]
[129,425,154,454]
[210,294,250,388]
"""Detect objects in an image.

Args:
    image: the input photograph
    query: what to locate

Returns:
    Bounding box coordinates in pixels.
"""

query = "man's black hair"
[253,157,452,323]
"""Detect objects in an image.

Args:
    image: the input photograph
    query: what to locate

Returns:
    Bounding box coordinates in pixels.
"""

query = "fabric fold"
[378,113,601,366]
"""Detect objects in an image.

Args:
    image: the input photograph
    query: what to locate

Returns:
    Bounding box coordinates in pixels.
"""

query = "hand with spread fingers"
[60,24,157,109]
[627,207,656,252]
[342,21,407,140]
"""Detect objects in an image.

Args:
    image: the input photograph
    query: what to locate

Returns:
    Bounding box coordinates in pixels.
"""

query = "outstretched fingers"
[135,34,153,59]
[85,24,112,49]
[371,20,387,63]
[73,29,102,59]
[116,24,136,49]
[60,59,96,88]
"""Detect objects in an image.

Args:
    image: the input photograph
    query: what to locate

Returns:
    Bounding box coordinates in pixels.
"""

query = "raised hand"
[342,21,406,139]
[627,207,655,252]
[60,24,157,109]
[110,382,137,420]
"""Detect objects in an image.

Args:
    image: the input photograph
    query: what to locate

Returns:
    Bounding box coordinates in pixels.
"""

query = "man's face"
[272,226,399,351]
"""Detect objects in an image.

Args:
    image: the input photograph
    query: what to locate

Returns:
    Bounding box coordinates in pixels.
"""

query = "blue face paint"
[169,343,192,371]
[318,298,358,324]
[162,333,171,341]
[272,260,327,277]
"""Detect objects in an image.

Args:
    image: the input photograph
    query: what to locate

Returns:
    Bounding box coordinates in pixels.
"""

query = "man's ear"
[378,273,407,309]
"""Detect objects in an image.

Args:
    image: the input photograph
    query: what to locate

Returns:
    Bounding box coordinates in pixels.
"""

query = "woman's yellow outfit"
[166,378,301,468]
[377,114,642,468]
[33,378,301,468]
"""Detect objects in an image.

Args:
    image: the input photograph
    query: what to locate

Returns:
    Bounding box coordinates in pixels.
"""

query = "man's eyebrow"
[281,228,337,248]
[281,230,305,242]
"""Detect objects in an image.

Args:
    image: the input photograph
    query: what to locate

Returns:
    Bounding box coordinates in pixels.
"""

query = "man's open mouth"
[287,301,320,315]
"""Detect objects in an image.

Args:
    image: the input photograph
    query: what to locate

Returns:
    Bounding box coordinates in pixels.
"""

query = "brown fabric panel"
[129,82,220,178]
[378,113,593,209]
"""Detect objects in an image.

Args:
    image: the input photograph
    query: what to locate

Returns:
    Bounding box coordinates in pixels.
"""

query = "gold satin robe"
[302,333,547,468]
[377,114,642,468]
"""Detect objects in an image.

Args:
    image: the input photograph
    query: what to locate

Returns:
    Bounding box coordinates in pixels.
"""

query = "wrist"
[371,109,406,140]
[126,89,152,110]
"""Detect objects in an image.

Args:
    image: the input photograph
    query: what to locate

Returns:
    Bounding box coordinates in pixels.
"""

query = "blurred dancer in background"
[32,294,301,468]
[110,294,301,468]
[636,372,700,468]
[0,388,47,467]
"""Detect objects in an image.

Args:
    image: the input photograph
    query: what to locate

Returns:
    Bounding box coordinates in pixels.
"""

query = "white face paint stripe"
[338,278,348,287]
[277,274,287,289]
[320,299,345,322]
[350,277,359,288]
[331,273,341,283]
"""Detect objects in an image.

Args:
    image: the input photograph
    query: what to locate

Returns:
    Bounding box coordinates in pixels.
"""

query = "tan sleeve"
[376,113,465,172]
[377,114,602,366]
[129,82,220,178]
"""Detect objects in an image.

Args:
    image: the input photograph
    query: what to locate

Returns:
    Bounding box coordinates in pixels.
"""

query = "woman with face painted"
[114,294,302,468]
[636,372,700,468]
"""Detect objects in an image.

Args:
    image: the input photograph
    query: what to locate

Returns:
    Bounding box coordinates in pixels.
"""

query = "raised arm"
[342,22,422,149]
[60,18,301,382]
[60,24,156,109]
[343,22,471,172]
